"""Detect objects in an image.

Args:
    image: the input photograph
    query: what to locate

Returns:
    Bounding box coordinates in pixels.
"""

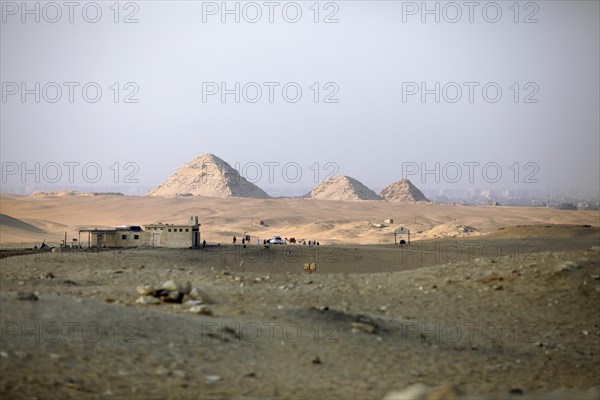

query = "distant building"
[79,216,201,249]
[145,216,201,248]
[79,225,143,248]
[384,218,394,224]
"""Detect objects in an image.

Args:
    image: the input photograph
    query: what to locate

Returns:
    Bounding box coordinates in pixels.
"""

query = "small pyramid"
[305,176,382,200]
[148,153,270,199]
[380,179,430,202]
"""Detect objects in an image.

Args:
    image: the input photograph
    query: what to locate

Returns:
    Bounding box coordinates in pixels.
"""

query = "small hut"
[394,226,410,245]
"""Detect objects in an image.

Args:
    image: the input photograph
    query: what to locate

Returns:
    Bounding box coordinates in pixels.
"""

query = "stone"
[351,322,375,334]
[188,288,213,304]
[162,280,179,292]
[161,291,184,303]
[427,384,460,400]
[311,356,321,364]
[172,370,187,379]
[383,384,430,400]
[383,384,459,400]
[205,375,221,383]
[190,305,213,315]
[180,281,191,295]
[136,285,156,296]
[136,296,160,305]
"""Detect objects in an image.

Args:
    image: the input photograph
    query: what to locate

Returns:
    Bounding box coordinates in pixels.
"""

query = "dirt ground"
[1,225,599,399]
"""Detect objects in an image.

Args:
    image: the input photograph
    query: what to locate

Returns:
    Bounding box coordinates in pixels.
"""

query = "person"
[202,240,206,248]
[256,238,260,245]
[233,236,237,245]
[242,238,245,245]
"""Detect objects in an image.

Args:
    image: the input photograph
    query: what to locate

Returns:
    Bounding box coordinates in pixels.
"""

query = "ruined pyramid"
[305,176,382,200]
[379,179,430,202]
[148,153,270,199]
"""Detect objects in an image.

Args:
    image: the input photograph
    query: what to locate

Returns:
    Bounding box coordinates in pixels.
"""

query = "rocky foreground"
[0,239,599,399]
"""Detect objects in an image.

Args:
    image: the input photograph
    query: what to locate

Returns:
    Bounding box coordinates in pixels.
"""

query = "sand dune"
[0,214,49,243]
[1,194,598,245]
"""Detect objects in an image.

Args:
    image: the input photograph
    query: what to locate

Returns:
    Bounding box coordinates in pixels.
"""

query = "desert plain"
[0,193,599,399]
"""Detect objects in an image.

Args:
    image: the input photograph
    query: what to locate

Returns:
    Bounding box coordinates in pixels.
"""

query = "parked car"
[268,236,285,245]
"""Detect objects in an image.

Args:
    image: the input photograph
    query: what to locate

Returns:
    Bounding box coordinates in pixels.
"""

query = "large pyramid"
[380,179,430,202]
[305,176,382,201]
[148,154,270,199]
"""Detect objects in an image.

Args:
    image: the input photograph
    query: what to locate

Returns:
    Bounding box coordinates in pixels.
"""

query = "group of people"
[231,236,320,246]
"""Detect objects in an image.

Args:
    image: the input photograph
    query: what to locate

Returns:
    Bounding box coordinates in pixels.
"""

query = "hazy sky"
[1,1,599,196]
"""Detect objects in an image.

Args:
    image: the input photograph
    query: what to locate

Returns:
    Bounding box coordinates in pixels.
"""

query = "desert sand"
[1,194,599,399]
[1,194,599,247]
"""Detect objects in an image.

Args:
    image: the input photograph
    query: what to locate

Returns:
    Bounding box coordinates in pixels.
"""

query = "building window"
[179,228,183,232]
[185,228,189,232]
[168,229,171,232]
[134,235,139,240]
[121,235,127,240]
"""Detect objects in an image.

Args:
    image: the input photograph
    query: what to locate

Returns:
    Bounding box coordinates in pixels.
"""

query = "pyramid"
[305,176,382,200]
[148,153,270,199]
[379,179,430,202]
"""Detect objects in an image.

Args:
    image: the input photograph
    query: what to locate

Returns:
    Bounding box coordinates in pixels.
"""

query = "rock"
[188,287,213,304]
[180,281,191,295]
[509,388,524,395]
[558,261,580,272]
[383,384,459,400]
[162,280,179,292]
[383,383,430,400]
[136,296,160,305]
[16,292,38,301]
[45,272,54,279]
[427,384,460,400]
[172,370,187,379]
[190,305,213,315]
[160,291,184,303]
[351,322,376,334]
[493,284,504,290]
[136,285,157,296]
[205,375,221,383]
[311,356,322,364]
